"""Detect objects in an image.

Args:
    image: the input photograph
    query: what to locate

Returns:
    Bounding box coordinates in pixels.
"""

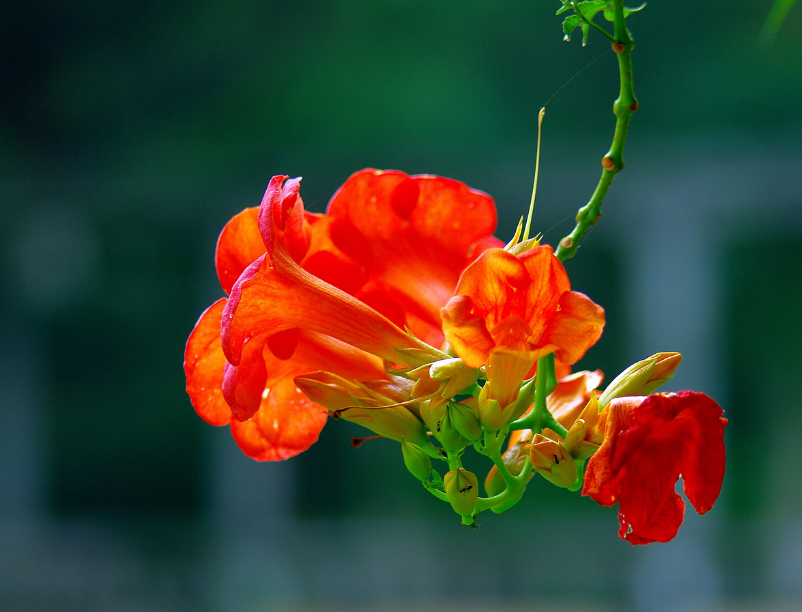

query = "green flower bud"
[419,399,447,435]
[420,400,464,452]
[477,383,507,432]
[598,352,682,408]
[401,436,432,481]
[437,409,465,452]
[444,468,479,517]
[448,400,483,442]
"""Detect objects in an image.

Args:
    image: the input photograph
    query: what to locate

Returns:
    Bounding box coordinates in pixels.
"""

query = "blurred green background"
[2,1,801,610]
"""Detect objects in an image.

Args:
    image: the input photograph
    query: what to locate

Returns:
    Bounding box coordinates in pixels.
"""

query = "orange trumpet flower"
[185,170,502,460]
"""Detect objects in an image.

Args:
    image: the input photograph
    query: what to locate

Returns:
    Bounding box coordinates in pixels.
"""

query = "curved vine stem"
[554,0,637,262]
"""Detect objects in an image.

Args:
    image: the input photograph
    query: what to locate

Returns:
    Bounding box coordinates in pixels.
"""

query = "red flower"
[582,392,727,545]
[185,170,502,460]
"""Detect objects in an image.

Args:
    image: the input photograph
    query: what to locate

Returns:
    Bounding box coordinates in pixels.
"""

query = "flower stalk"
[555,0,638,262]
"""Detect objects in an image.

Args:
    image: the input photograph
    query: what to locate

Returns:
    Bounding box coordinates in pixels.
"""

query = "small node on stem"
[559,237,574,250]
[611,42,625,54]
[602,156,615,171]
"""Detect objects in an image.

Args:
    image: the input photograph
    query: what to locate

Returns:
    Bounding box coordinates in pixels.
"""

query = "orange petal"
[222,336,268,422]
[548,369,604,428]
[215,208,264,295]
[222,246,417,367]
[229,378,328,461]
[519,245,571,341]
[541,291,605,365]
[440,295,495,368]
[258,175,310,263]
[328,169,503,332]
[452,248,530,330]
[184,298,232,426]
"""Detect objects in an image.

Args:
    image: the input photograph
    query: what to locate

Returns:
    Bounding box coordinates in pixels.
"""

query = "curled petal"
[222,336,268,422]
[452,248,530,328]
[230,378,328,461]
[184,298,231,426]
[583,392,727,545]
[519,245,571,340]
[440,295,495,368]
[258,175,308,262]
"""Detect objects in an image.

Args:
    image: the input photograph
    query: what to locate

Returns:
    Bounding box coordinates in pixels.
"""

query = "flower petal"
[328,169,503,332]
[440,295,495,368]
[215,207,264,295]
[548,369,604,428]
[184,298,232,426]
[451,248,530,329]
[222,243,417,367]
[229,377,328,461]
[258,175,309,263]
[583,392,727,545]
[222,336,268,422]
[541,290,606,365]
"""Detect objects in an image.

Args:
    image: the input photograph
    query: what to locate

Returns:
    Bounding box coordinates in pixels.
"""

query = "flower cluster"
[184,170,727,543]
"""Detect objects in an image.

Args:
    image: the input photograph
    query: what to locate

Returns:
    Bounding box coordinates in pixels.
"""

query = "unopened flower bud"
[444,468,479,518]
[437,409,465,452]
[297,371,432,448]
[448,400,483,442]
[598,352,682,407]
[430,357,481,398]
[508,375,537,422]
[529,433,578,488]
[477,383,507,432]
[420,400,464,451]
[401,436,432,481]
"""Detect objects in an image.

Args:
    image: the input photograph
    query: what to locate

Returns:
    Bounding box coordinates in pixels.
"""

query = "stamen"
[523,107,546,242]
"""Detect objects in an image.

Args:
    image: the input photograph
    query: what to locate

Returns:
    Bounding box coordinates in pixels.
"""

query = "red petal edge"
[582,391,727,545]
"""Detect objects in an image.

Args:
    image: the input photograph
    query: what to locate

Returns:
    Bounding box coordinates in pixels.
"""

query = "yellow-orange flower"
[441,245,605,411]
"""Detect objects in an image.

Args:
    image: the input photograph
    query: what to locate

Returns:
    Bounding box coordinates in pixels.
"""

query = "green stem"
[423,481,449,502]
[555,0,637,262]
[509,354,558,432]
[475,456,532,513]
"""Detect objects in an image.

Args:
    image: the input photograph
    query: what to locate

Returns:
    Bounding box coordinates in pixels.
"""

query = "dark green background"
[2,1,801,610]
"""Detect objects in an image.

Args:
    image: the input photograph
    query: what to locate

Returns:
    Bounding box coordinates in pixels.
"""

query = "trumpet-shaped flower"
[441,245,605,408]
[185,170,502,461]
[582,391,727,545]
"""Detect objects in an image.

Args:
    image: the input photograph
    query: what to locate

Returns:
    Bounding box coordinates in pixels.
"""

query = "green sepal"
[429,468,445,491]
